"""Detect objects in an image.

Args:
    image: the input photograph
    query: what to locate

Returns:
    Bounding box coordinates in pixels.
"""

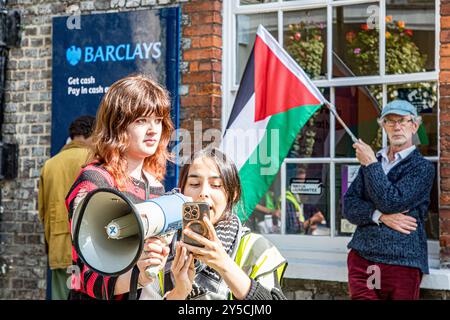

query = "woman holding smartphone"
[164,148,287,300]
[66,74,174,300]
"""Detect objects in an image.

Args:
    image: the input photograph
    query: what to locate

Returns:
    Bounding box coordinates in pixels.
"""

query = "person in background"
[248,189,280,234]
[38,115,95,300]
[285,168,326,234]
[344,100,435,300]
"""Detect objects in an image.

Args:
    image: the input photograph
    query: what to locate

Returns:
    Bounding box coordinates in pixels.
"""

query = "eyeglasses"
[382,118,413,127]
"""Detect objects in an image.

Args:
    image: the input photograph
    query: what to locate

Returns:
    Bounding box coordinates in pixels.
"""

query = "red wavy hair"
[91,74,174,190]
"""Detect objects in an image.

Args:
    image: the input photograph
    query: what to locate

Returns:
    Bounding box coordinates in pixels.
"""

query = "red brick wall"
[180,0,222,152]
[440,0,450,269]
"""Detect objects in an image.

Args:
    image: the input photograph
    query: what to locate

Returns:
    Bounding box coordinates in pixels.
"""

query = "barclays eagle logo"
[66,46,82,66]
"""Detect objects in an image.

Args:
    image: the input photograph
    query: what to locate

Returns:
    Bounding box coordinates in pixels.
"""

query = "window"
[223,0,439,245]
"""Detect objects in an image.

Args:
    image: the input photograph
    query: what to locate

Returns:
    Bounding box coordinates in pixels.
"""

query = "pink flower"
[354,48,361,55]
[295,32,301,41]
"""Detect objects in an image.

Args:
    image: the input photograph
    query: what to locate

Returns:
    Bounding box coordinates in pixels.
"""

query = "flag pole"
[324,101,359,144]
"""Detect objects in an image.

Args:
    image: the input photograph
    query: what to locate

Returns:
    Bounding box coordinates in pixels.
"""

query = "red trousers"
[347,249,422,300]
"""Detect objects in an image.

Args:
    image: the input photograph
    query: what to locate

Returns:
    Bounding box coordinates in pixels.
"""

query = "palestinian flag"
[220,25,326,222]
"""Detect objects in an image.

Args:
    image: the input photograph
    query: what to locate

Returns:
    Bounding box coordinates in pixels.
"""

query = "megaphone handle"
[143,231,177,280]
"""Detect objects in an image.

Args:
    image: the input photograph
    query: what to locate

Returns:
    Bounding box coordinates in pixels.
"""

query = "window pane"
[336,162,439,240]
[333,4,380,77]
[246,171,282,235]
[386,0,435,74]
[335,85,383,157]
[336,163,359,236]
[236,13,278,84]
[240,0,277,5]
[288,88,330,158]
[283,9,327,80]
[386,81,438,157]
[284,163,330,236]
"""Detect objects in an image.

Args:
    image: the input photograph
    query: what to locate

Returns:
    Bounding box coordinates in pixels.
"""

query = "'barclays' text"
[66,42,162,66]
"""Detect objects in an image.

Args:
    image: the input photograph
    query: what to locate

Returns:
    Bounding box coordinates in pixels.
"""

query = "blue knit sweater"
[343,149,435,274]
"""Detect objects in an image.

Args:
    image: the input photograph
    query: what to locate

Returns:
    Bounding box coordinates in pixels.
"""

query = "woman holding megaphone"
[161,148,287,300]
[66,74,174,300]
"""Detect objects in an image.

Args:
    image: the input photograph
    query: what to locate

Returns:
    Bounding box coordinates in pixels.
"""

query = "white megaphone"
[71,188,189,278]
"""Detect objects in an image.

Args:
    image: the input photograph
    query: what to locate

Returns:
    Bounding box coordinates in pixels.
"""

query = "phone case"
[182,202,211,247]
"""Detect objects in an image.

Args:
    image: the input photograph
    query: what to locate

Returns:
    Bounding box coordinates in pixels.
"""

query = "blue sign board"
[52,8,180,189]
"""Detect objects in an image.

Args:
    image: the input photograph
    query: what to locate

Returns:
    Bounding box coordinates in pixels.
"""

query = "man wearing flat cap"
[343,100,435,300]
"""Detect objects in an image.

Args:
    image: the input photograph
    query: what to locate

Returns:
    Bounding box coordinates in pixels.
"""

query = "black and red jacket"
[65,162,164,300]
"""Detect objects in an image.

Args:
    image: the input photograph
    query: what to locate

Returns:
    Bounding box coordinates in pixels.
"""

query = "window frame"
[222,0,440,263]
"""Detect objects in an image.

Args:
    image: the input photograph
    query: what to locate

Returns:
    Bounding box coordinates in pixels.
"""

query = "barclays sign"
[66,42,162,66]
[52,8,180,192]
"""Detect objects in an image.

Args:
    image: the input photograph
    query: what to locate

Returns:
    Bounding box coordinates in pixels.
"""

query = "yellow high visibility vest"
[285,191,305,223]
[159,233,287,299]
[230,232,287,299]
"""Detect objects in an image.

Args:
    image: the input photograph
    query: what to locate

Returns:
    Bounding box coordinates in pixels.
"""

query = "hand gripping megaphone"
[71,188,189,278]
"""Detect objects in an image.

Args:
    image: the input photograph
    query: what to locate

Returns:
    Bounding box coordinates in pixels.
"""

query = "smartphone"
[182,202,211,247]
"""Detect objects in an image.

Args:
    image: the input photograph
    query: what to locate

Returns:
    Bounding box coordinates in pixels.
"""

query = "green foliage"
[285,21,325,79]
[345,19,433,151]
[345,19,427,76]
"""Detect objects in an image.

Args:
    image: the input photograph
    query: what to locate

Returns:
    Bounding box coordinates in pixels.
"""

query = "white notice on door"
[291,182,322,195]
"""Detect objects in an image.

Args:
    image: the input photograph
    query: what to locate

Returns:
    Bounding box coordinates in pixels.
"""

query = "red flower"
[360,24,369,31]
[405,29,413,37]
[346,31,356,43]
[294,32,301,41]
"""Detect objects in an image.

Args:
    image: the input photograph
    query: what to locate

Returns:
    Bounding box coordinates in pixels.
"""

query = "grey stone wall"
[282,279,450,300]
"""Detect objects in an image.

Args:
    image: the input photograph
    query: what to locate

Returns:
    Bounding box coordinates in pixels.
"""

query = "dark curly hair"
[69,115,96,139]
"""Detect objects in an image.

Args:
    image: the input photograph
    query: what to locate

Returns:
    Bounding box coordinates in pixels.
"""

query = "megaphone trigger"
[144,230,177,279]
